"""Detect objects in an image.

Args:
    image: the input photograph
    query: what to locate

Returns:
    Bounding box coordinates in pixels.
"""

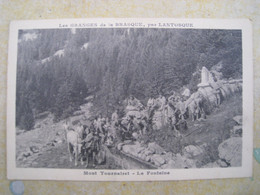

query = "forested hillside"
[16,28,242,130]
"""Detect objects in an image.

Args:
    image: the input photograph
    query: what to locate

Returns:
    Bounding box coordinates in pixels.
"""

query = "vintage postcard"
[7,18,253,181]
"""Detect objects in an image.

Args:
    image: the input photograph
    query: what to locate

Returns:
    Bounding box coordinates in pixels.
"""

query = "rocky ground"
[16,94,242,169]
[117,93,243,169]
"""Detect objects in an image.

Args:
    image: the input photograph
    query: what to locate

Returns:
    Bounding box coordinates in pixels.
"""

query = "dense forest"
[16,28,242,130]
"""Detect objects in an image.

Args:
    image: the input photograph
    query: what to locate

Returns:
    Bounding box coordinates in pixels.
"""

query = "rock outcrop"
[218,137,242,167]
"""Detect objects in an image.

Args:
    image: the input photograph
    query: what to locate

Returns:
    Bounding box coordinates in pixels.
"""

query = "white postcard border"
[7,18,253,181]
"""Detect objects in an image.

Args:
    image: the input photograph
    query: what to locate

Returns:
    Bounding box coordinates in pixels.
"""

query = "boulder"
[221,85,232,98]
[218,137,242,167]
[126,110,142,119]
[122,145,132,155]
[172,153,183,168]
[17,154,25,161]
[143,149,154,156]
[202,161,219,168]
[138,153,147,161]
[219,88,228,100]
[145,155,151,162]
[230,125,242,137]
[32,161,38,166]
[30,146,40,153]
[122,144,145,157]
[183,145,204,158]
[34,124,41,128]
[134,145,146,154]
[233,115,242,125]
[73,110,85,116]
[151,154,166,166]
[152,110,167,130]
[162,152,175,163]
[56,131,62,136]
[54,138,63,144]
[95,150,106,165]
[148,142,165,155]
[132,132,139,140]
[172,153,197,169]
[229,83,237,94]
[123,140,132,144]
[184,158,197,168]
[161,160,176,169]
[216,159,229,167]
[198,87,217,105]
[117,143,125,150]
[211,70,223,81]
[23,150,32,158]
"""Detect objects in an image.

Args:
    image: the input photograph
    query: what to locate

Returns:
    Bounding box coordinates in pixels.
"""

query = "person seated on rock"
[157,94,166,111]
[168,99,178,112]
[168,91,176,101]
[127,116,136,130]
[132,115,147,136]
[128,95,135,106]
[176,95,181,101]
[182,86,191,100]
[127,95,144,111]
[105,132,114,147]
[119,115,134,140]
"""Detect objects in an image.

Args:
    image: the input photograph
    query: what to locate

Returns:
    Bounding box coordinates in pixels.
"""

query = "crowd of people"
[63,80,236,166]
[64,90,205,155]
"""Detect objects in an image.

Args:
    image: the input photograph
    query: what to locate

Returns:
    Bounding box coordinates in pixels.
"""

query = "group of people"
[64,90,205,154]
[146,93,189,133]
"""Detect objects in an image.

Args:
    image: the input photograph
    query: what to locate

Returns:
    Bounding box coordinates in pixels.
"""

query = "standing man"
[165,103,177,131]
[111,109,119,127]
[95,114,105,144]
[176,97,186,120]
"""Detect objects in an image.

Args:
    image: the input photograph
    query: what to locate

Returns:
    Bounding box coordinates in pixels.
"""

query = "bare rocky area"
[16,93,242,169]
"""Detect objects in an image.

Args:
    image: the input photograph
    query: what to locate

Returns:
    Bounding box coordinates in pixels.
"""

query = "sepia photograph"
[7,19,253,181]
